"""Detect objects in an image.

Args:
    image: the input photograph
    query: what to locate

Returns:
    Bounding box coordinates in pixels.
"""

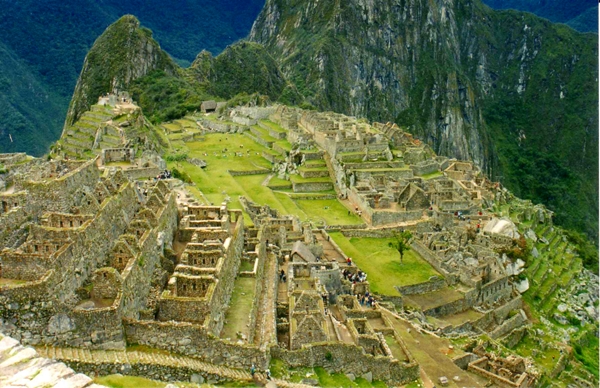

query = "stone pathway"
[0,333,103,388]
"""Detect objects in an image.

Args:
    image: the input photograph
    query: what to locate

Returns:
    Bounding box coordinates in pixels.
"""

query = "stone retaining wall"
[201,119,246,133]
[271,342,419,386]
[396,277,446,296]
[292,181,333,193]
[410,240,457,284]
[122,167,161,180]
[124,319,269,369]
[228,169,270,176]
[489,310,527,339]
[63,359,234,385]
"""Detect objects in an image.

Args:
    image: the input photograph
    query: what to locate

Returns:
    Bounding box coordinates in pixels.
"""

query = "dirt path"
[381,309,486,388]
[261,174,274,186]
[315,233,345,264]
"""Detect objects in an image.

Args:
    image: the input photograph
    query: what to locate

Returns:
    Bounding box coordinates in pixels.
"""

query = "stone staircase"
[37,346,252,381]
[35,345,314,387]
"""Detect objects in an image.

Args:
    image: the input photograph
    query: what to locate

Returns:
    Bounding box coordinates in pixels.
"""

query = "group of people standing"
[341,268,367,283]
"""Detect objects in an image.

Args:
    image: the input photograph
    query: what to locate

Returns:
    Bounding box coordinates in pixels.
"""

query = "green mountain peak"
[64,15,178,131]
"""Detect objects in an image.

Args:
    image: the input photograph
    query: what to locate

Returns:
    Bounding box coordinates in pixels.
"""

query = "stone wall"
[292,182,333,193]
[102,148,134,164]
[478,276,512,305]
[200,119,246,133]
[370,209,422,227]
[124,319,269,369]
[492,296,523,323]
[489,310,527,339]
[239,106,277,120]
[63,358,237,385]
[452,352,479,370]
[69,299,124,349]
[410,161,439,176]
[121,194,177,320]
[396,276,446,296]
[0,182,140,348]
[122,167,161,180]
[271,342,419,386]
[23,158,100,214]
[410,240,457,284]
[228,169,270,177]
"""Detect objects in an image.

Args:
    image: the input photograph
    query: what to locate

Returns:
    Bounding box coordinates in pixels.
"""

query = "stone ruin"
[0,100,583,386]
[460,341,538,388]
[241,198,420,384]
[0,151,418,385]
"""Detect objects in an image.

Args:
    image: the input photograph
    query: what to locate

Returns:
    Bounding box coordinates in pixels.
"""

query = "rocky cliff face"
[250,0,598,238]
[250,0,492,167]
[64,15,178,130]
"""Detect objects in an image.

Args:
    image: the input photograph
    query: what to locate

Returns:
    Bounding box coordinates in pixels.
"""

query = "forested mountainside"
[248,0,598,242]
[482,0,598,33]
[0,0,264,155]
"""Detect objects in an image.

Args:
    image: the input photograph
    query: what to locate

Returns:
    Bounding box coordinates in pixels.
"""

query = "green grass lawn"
[260,120,287,134]
[328,233,440,295]
[294,199,362,226]
[268,176,292,187]
[275,140,293,151]
[270,360,389,387]
[171,134,361,228]
[304,159,327,166]
[420,171,443,180]
[221,277,256,341]
[512,333,562,373]
[250,125,277,142]
[239,260,255,272]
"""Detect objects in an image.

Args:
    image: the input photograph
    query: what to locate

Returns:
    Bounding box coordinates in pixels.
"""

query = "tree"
[388,230,413,264]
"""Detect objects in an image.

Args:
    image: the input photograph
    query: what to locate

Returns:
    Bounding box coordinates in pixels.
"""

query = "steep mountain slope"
[482,0,598,33]
[0,0,265,155]
[0,42,66,155]
[249,0,598,240]
[66,16,296,127]
[64,16,179,129]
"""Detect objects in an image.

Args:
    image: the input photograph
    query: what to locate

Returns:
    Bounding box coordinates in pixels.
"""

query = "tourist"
[266,369,272,380]
[280,269,285,282]
[251,364,256,377]
[347,257,352,266]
